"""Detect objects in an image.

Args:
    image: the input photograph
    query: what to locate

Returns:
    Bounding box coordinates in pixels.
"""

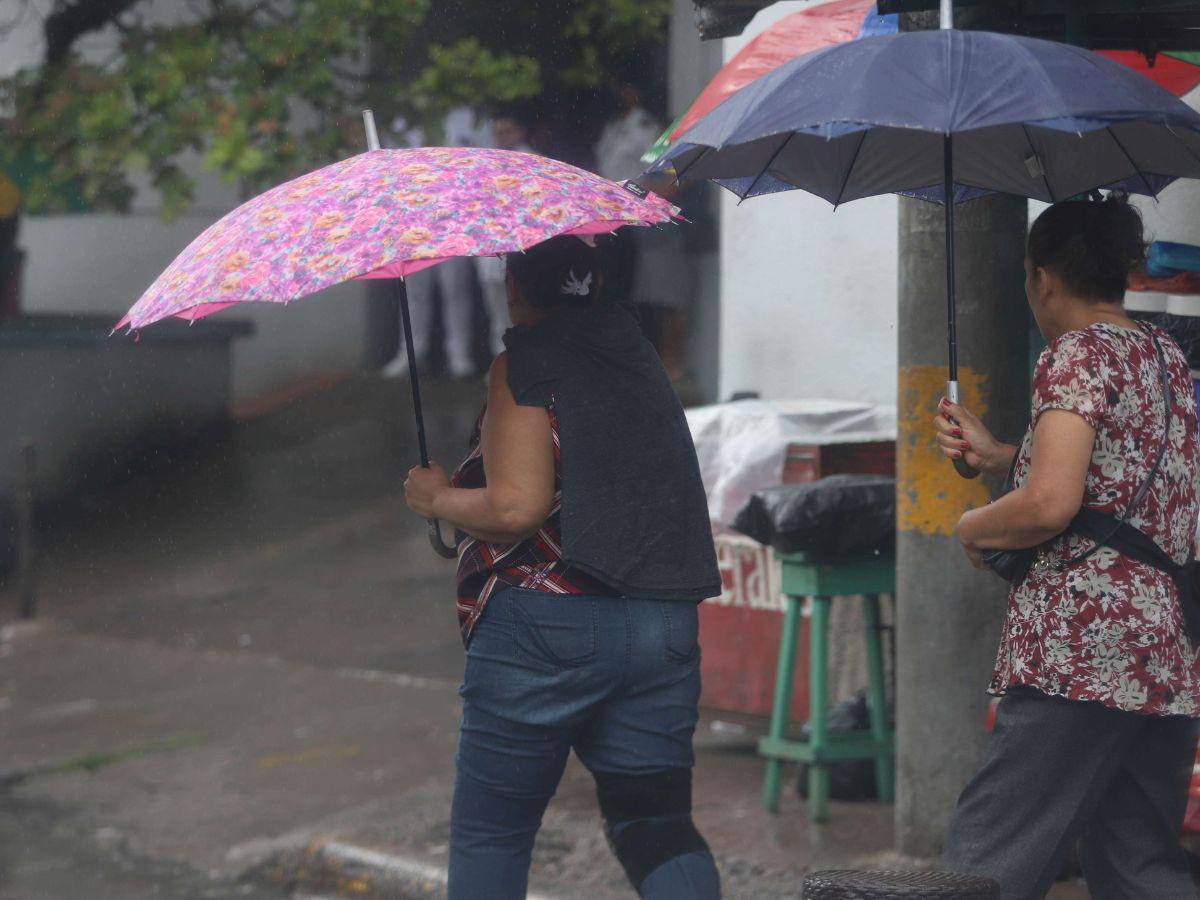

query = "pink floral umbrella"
[118,144,677,558]
[118,147,676,330]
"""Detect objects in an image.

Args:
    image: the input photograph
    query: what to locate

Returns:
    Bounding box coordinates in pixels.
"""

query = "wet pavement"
[0,796,263,900]
[35,374,484,683]
[0,373,1091,899]
[2,374,479,899]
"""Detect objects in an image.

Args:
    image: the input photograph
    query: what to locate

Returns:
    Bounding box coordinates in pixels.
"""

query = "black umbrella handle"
[946,380,981,480]
[396,278,459,560]
[428,519,458,560]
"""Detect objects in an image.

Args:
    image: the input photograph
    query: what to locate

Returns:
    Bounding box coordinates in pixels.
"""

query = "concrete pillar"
[894,10,1032,859]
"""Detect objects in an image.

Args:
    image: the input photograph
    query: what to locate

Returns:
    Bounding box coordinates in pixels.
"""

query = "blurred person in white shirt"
[382,107,488,379]
[594,79,661,183]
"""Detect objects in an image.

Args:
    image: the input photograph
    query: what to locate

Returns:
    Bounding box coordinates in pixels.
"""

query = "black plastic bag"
[796,690,880,802]
[732,474,895,557]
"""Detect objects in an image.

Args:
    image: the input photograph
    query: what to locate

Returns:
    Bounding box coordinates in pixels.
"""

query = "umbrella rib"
[1105,125,1157,199]
[833,130,869,209]
[1020,124,1057,205]
[738,132,795,203]
[1165,123,1200,179]
[673,146,711,185]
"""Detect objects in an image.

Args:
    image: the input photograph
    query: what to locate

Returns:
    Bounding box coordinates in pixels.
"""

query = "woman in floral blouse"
[933,194,1200,899]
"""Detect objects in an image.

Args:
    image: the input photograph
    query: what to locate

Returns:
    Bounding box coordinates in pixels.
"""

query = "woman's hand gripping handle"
[934,392,1013,478]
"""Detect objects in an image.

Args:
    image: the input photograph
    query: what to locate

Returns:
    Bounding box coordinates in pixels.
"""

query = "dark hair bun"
[505,236,602,309]
[1027,192,1146,302]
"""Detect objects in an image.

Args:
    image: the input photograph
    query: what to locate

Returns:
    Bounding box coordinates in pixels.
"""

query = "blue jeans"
[449,587,721,900]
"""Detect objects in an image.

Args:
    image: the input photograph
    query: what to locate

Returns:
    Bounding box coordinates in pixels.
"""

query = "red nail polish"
[953,427,963,437]
[954,450,962,458]
[961,441,970,449]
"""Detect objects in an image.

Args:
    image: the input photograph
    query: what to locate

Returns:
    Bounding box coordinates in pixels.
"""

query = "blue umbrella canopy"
[649,28,1200,205]
[648,27,1200,478]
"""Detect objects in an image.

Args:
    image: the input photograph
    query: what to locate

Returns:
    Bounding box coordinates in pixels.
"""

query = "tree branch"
[44,0,145,66]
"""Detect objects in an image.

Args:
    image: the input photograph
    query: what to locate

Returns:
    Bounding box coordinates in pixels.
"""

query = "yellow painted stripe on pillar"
[897,364,993,537]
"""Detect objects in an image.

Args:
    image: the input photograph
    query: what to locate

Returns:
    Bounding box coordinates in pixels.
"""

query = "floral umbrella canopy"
[119,146,676,331]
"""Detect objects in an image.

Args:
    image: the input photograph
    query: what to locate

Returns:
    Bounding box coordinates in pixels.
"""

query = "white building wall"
[716,1,898,406]
[2,1,371,403]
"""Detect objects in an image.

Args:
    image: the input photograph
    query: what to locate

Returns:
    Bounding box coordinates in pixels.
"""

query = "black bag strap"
[1071,509,1178,571]
[1063,324,1172,568]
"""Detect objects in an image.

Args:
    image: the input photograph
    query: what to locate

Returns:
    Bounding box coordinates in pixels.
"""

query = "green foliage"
[407,38,542,132]
[1,0,669,217]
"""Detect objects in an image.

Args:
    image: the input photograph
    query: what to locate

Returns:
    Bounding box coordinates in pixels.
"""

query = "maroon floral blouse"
[991,323,1200,716]
[449,403,614,646]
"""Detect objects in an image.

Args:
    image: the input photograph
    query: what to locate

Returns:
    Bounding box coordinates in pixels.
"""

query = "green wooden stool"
[758,551,895,821]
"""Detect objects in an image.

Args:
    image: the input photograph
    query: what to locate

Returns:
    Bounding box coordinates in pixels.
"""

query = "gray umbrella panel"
[669,120,1200,206]
[654,29,1200,206]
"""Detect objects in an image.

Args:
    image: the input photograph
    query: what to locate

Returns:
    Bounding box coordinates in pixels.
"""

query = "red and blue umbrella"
[644,1,896,164]
[643,2,1200,167]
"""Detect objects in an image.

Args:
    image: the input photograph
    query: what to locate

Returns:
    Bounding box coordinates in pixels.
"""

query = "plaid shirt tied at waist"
[450,404,615,645]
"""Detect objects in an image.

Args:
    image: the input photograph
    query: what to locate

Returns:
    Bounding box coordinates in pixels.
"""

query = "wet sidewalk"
[0,619,899,899]
[0,374,1085,899]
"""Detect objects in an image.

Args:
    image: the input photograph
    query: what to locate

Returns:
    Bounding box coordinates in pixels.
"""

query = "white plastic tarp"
[686,399,897,528]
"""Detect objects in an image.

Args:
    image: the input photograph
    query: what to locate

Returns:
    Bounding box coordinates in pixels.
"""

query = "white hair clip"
[561,269,592,296]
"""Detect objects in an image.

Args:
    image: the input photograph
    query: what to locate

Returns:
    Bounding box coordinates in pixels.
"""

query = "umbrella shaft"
[397,279,431,467]
[944,134,958,382]
[362,109,381,152]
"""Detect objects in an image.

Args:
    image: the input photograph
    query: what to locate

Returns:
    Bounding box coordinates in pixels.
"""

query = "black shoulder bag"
[981,326,1175,587]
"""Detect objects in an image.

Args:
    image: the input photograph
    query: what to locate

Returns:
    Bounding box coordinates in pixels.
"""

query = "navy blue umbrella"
[648,27,1200,477]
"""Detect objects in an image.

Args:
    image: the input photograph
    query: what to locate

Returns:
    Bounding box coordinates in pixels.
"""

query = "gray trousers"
[943,688,1198,900]
[401,257,476,370]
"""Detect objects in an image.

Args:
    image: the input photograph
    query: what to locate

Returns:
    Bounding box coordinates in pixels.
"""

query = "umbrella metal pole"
[397,278,458,559]
[365,110,451,558]
[398,279,430,466]
[362,109,381,152]
[944,134,980,479]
